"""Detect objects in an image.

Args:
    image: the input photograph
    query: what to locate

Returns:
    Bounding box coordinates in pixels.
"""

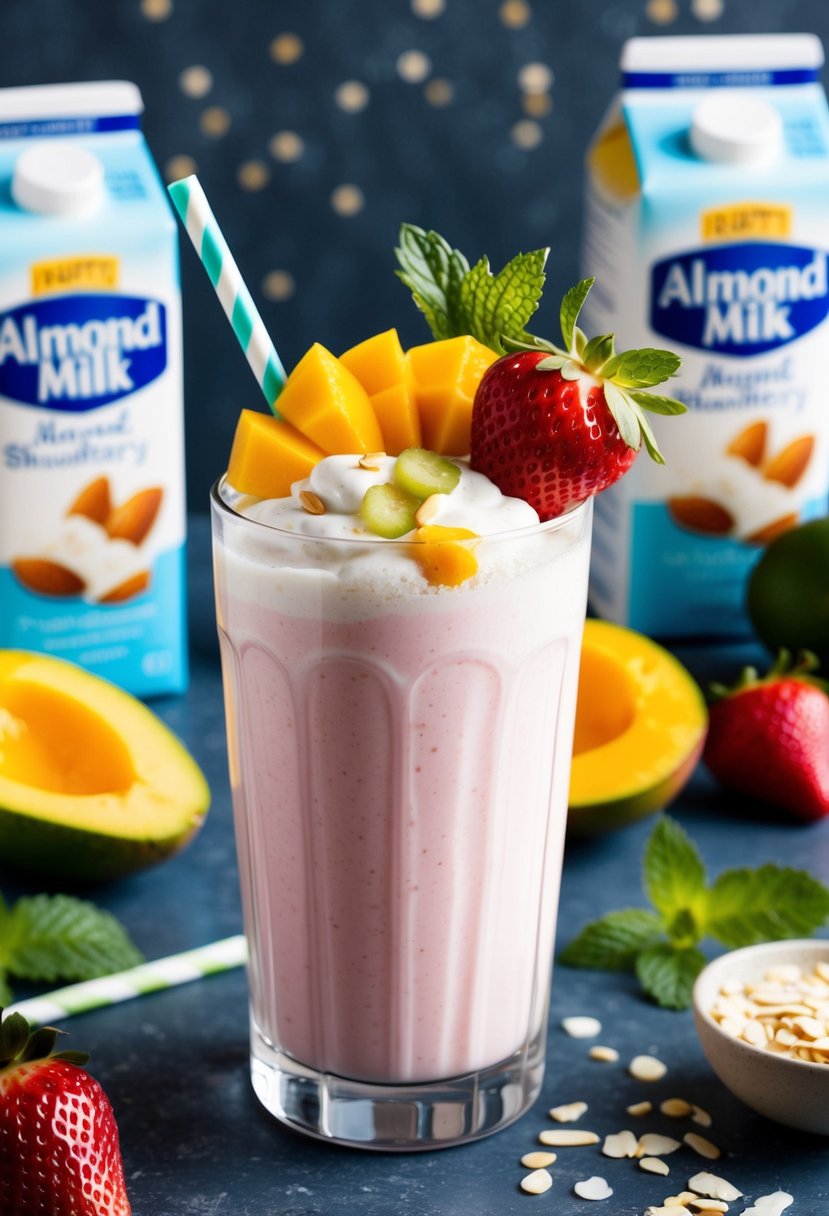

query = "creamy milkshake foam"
[213,457,591,1085]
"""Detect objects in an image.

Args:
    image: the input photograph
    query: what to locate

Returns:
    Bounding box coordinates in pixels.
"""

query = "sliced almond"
[660,1098,692,1118]
[740,1192,794,1216]
[627,1101,653,1117]
[549,1101,588,1123]
[562,1015,602,1038]
[740,1020,767,1048]
[299,490,326,515]
[520,1168,552,1195]
[726,419,767,467]
[521,1151,556,1169]
[574,1176,613,1201]
[665,1194,699,1207]
[637,1133,681,1157]
[684,1132,720,1160]
[538,1129,599,1147]
[688,1202,729,1214]
[645,1207,692,1216]
[602,1130,638,1158]
[668,495,734,537]
[589,1045,619,1062]
[687,1172,742,1202]
[764,964,801,983]
[690,1105,712,1128]
[629,1054,667,1082]
[763,434,814,487]
[640,1157,670,1176]
[414,494,441,526]
[12,557,85,597]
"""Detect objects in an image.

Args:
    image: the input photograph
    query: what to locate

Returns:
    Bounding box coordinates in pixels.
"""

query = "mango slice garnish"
[413,525,478,587]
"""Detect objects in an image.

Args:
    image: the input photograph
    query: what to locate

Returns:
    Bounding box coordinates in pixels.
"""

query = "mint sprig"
[0,891,143,1003]
[559,815,829,1010]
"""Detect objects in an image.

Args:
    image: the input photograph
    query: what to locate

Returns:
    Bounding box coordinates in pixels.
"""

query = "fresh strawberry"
[704,651,829,822]
[470,278,685,520]
[0,1009,131,1216]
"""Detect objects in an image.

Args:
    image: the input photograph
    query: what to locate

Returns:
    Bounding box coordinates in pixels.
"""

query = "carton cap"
[12,141,105,216]
[690,94,782,165]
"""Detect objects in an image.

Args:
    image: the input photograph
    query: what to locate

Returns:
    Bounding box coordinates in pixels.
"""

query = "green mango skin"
[567,740,704,836]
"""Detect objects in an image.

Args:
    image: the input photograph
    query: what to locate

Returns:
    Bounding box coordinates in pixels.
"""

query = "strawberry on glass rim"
[470,277,687,521]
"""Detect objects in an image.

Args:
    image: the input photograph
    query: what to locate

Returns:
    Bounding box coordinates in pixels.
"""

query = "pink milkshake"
[211,455,591,1148]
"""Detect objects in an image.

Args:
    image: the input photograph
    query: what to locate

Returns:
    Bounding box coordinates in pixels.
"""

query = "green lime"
[747,517,829,668]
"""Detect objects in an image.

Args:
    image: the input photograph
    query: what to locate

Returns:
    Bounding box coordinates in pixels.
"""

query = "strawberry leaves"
[559,816,829,1010]
[559,277,594,354]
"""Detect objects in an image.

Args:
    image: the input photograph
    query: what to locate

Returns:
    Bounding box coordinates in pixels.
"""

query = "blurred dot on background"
[200,106,231,137]
[396,50,432,83]
[165,154,197,181]
[511,119,543,149]
[262,270,296,302]
[692,0,724,18]
[270,33,304,64]
[411,0,445,16]
[518,62,554,94]
[268,130,304,162]
[335,81,370,112]
[523,92,552,117]
[179,65,213,99]
[499,0,532,27]
[237,160,270,191]
[331,184,365,216]
[424,78,454,107]
[140,0,172,21]
[646,0,678,23]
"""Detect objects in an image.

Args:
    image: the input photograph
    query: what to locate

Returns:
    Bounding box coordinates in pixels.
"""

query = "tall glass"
[211,477,592,1150]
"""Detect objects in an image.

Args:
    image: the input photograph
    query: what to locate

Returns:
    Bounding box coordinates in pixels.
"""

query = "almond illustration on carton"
[763,435,814,488]
[668,496,734,536]
[726,419,767,468]
[67,476,112,525]
[12,558,85,597]
[105,487,163,546]
[745,512,799,546]
[98,570,151,604]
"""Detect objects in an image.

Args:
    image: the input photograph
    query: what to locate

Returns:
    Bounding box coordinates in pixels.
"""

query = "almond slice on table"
[726,419,767,467]
[574,1176,613,1201]
[549,1101,588,1123]
[602,1130,638,1158]
[740,1193,793,1216]
[627,1101,653,1117]
[521,1151,556,1169]
[538,1129,599,1147]
[660,1098,692,1118]
[687,1172,742,1202]
[106,486,164,544]
[637,1133,681,1157]
[67,475,112,524]
[562,1016,602,1038]
[683,1132,720,1160]
[589,1045,619,1062]
[12,557,85,597]
[520,1168,552,1195]
[763,434,814,487]
[629,1054,667,1082]
[690,1105,712,1128]
[688,1202,729,1213]
[640,1157,670,1176]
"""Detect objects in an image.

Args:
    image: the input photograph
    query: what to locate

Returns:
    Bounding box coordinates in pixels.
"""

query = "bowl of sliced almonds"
[693,939,829,1135]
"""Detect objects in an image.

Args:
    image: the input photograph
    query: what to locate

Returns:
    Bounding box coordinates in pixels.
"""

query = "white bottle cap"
[691,94,783,166]
[11,141,105,217]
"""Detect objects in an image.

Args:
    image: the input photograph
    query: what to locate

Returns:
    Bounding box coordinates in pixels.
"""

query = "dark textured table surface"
[3,515,828,1216]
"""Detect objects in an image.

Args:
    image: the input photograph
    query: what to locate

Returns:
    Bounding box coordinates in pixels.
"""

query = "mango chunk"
[228,410,326,499]
[413,525,478,587]
[340,329,422,454]
[277,343,384,454]
[408,336,498,456]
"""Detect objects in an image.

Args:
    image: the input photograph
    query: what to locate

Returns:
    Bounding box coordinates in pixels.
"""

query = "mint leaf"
[703,866,829,948]
[559,278,594,354]
[636,943,706,1010]
[643,816,707,924]
[395,224,469,342]
[628,390,687,416]
[603,348,681,388]
[558,908,664,970]
[1,894,143,984]
[458,248,548,353]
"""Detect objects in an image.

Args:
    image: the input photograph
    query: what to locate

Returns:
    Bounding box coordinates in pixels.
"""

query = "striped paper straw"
[167,174,286,413]
[6,935,247,1027]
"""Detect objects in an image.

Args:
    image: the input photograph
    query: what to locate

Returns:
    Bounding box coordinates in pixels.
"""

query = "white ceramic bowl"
[692,939,829,1135]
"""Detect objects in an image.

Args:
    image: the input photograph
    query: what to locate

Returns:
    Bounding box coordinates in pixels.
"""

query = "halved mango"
[340,329,422,454]
[228,409,326,499]
[408,336,498,455]
[276,343,384,454]
[413,525,478,587]
[0,651,210,881]
[568,621,707,834]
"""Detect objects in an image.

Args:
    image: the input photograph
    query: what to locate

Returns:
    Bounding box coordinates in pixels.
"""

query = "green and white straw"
[6,935,247,1028]
[167,174,286,413]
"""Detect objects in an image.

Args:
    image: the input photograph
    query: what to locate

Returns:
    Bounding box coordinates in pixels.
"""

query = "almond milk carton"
[582,34,829,638]
[0,82,187,694]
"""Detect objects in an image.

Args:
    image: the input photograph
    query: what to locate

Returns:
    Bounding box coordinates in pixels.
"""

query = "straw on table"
[6,935,247,1027]
[167,174,286,413]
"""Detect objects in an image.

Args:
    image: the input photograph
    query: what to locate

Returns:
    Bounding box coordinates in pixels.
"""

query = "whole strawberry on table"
[0,1009,131,1216]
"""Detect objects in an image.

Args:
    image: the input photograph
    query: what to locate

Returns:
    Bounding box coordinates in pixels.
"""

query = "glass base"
[250,1026,545,1151]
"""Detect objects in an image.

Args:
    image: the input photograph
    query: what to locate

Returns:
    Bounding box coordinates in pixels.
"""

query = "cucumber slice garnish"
[394,448,461,499]
[360,483,421,538]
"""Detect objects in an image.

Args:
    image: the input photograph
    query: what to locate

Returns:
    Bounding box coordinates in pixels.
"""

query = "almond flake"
[589,1045,619,1062]
[627,1101,653,1117]
[357,460,380,471]
[684,1132,720,1160]
[521,1151,556,1169]
[688,1202,729,1214]
[574,1176,613,1201]
[740,1193,794,1216]
[562,1015,602,1038]
[299,490,326,515]
[660,1098,692,1118]
[665,1194,699,1206]
[639,1157,670,1176]
[414,494,441,526]
[741,1021,766,1048]
[363,451,386,462]
[549,1101,588,1123]
[645,1207,692,1216]
[520,1168,553,1195]
[637,1133,681,1157]
[539,1129,599,1147]
[602,1130,638,1158]
[687,1172,742,1202]
[764,964,802,983]
[690,1105,712,1128]
[629,1054,667,1082]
